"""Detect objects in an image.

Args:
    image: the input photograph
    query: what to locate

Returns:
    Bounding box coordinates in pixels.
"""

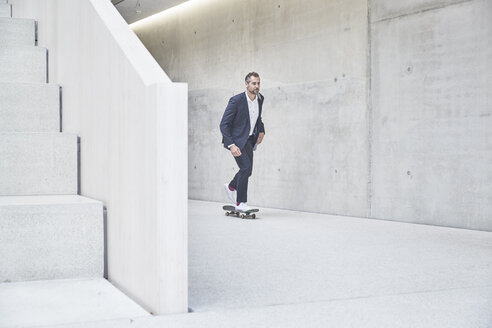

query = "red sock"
[237,202,240,206]
[228,185,235,191]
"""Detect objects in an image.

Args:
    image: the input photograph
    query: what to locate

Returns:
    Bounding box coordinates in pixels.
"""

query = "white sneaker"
[235,202,252,212]
[223,183,236,204]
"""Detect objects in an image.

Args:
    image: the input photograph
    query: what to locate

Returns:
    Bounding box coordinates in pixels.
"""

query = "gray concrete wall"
[370,0,492,230]
[133,0,370,217]
[133,0,492,230]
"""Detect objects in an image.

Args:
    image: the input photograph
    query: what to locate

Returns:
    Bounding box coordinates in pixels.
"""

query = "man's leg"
[229,141,254,203]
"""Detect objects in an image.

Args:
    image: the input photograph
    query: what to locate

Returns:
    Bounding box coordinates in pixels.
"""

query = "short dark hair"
[245,72,260,83]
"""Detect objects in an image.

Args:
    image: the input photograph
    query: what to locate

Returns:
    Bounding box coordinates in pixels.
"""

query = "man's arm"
[256,96,265,145]
[219,97,242,156]
[219,97,237,147]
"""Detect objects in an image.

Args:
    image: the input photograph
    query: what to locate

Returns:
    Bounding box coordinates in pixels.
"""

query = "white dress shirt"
[246,92,259,136]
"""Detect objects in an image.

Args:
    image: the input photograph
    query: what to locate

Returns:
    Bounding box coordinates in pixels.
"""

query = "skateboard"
[222,205,259,219]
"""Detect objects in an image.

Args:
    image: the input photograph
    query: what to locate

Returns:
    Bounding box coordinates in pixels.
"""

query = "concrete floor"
[186,200,492,326]
[3,200,492,327]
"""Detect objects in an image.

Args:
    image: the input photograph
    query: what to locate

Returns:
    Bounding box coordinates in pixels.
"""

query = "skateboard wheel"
[240,214,245,219]
[252,214,256,219]
[225,212,230,216]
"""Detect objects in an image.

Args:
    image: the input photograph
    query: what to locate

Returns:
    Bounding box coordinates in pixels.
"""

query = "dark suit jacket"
[220,92,265,150]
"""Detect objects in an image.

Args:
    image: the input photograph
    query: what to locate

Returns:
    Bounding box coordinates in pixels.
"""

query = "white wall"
[11,0,188,314]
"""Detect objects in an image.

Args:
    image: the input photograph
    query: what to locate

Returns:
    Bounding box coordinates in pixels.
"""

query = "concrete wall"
[133,0,492,231]
[370,0,492,230]
[133,0,370,217]
[11,0,188,314]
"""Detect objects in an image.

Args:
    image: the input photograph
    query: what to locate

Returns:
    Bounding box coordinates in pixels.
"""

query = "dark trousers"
[229,137,254,203]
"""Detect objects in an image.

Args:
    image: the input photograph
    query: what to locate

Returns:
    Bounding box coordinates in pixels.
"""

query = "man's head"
[245,72,260,96]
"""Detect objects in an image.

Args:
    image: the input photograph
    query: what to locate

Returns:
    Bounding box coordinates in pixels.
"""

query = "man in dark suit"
[220,72,265,212]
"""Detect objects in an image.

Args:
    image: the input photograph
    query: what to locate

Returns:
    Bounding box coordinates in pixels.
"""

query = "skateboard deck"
[222,205,259,219]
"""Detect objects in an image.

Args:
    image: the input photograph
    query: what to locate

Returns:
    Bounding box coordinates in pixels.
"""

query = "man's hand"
[230,145,242,157]
[256,132,265,145]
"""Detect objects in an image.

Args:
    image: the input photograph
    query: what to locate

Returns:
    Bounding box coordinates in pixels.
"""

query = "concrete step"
[0,18,36,46]
[0,278,150,327]
[0,133,78,195]
[0,45,47,83]
[0,195,104,282]
[0,82,60,132]
[16,286,492,328]
[0,3,11,17]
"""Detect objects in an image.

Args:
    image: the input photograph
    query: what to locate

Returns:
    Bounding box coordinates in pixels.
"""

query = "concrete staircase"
[0,4,150,327]
[0,2,103,284]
